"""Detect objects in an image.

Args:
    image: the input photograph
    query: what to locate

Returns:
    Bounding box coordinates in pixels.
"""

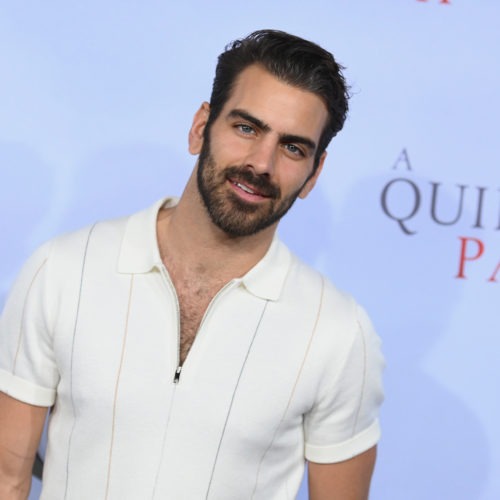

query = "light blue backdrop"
[1,1,499,498]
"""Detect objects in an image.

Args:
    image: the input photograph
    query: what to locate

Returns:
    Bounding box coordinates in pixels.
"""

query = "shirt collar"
[239,236,291,301]
[117,197,292,301]
[117,197,176,274]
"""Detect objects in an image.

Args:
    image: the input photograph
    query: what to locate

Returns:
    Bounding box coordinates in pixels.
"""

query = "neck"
[157,170,276,280]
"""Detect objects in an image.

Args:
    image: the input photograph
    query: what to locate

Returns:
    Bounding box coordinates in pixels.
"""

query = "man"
[0,30,384,499]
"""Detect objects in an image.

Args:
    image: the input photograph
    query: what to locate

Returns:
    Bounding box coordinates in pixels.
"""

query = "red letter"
[456,237,484,279]
[488,260,500,283]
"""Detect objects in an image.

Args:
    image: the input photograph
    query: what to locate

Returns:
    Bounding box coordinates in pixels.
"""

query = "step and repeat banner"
[1,1,498,499]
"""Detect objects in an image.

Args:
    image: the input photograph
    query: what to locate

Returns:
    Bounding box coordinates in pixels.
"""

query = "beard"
[196,137,307,237]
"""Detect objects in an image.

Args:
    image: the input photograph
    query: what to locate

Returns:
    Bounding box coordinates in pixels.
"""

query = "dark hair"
[208,29,350,168]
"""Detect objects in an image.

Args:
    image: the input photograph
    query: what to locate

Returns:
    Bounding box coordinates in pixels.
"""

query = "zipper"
[159,263,183,382]
[173,365,182,384]
[159,262,239,385]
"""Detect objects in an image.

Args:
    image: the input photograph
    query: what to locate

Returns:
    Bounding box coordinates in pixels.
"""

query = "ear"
[298,151,327,199]
[188,102,211,155]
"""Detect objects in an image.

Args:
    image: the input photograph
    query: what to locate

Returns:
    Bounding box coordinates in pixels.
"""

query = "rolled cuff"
[305,419,381,464]
[0,369,56,406]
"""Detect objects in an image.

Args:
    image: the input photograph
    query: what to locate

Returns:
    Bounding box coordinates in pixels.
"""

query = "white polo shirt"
[0,198,384,499]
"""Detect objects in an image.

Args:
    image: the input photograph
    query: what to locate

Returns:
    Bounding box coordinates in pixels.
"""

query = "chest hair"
[174,276,225,365]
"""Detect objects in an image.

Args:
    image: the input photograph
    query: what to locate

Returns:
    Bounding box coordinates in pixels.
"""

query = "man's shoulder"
[282,245,370,334]
[284,245,354,308]
[270,246,382,384]
[41,199,165,261]
[45,213,130,260]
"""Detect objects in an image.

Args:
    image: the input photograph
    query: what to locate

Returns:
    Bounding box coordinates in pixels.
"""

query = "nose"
[244,136,277,176]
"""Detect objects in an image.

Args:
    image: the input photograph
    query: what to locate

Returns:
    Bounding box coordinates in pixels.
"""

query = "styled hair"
[208,29,350,168]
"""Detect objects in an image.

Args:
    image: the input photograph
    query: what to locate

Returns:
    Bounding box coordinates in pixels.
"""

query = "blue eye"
[285,144,304,157]
[237,124,255,134]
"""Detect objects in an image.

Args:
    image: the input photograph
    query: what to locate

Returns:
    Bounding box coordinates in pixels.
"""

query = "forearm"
[0,461,32,500]
[308,446,377,500]
[0,393,47,500]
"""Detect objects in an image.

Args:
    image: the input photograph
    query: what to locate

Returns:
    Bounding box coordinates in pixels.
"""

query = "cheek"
[278,161,315,189]
[210,128,253,163]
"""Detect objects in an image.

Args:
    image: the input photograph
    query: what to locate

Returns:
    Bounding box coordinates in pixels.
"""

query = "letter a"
[488,260,500,283]
[392,148,412,171]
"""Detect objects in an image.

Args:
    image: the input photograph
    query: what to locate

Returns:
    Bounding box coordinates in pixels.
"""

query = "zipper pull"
[173,365,182,384]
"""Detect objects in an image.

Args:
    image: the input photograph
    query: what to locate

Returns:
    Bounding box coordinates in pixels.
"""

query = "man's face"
[191,64,328,238]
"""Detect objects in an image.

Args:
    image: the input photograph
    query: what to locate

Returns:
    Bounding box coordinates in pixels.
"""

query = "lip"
[227,178,270,202]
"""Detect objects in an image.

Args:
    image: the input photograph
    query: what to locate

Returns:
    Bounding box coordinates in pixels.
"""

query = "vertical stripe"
[251,277,325,499]
[64,224,97,500]
[351,314,368,437]
[205,300,270,500]
[104,274,135,500]
[11,258,48,374]
[151,387,177,499]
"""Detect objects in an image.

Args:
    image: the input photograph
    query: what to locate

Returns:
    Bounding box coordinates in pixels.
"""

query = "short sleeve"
[304,302,384,463]
[0,242,59,406]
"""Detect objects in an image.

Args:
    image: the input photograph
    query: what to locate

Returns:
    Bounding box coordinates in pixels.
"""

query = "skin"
[308,447,377,500]
[0,392,47,499]
[195,89,326,237]
[0,64,376,498]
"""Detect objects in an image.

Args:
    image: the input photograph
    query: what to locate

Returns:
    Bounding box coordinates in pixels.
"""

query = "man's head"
[189,30,349,238]
[207,29,350,170]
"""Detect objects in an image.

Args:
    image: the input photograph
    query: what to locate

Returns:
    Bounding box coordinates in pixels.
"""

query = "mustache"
[224,166,280,198]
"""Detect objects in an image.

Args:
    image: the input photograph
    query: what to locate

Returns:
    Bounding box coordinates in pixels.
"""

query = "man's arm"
[0,392,48,499]
[308,445,377,500]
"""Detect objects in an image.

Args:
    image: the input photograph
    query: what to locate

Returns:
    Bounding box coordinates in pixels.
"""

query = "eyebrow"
[228,109,271,133]
[227,108,317,153]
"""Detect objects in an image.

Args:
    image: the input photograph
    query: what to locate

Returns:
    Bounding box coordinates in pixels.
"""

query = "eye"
[235,123,255,135]
[284,143,305,158]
